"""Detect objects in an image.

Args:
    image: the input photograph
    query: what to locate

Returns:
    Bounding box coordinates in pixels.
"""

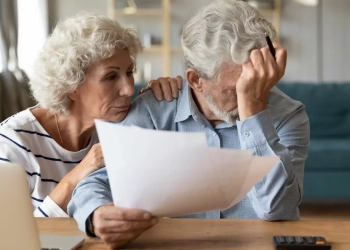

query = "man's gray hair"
[181,0,276,80]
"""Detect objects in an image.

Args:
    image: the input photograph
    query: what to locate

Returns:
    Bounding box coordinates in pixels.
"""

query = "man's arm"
[67,168,113,232]
[67,167,157,249]
[67,94,157,232]
[236,106,310,221]
[233,42,308,220]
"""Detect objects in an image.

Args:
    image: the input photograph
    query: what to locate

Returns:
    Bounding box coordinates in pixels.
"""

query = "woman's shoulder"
[0,109,38,167]
[0,107,50,149]
[0,107,39,132]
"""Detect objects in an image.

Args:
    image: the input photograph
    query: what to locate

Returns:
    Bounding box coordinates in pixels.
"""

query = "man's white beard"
[203,92,239,125]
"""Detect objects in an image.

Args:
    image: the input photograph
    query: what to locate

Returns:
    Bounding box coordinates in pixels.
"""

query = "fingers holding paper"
[93,204,158,249]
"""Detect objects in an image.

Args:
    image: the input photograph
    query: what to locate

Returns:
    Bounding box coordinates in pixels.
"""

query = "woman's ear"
[68,91,79,101]
[186,68,204,92]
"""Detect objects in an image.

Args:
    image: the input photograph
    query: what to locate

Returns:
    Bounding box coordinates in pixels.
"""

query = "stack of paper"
[95,120,279,217]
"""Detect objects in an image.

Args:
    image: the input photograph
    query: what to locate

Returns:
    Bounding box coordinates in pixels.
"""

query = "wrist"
[63,163,91,186]
[86,212,97,237]
[61,174,80,188]
[237,95,267,121]
[49,181,76,213]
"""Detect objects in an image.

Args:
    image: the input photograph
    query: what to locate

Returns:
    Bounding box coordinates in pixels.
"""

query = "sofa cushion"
[306,139,350,170]
[277,83,350,139]
[303,171,350,199]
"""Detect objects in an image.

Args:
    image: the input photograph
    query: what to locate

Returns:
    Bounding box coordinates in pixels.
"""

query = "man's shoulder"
[131,89,181,110]
[268,86,307,121]
[125,88,185,128]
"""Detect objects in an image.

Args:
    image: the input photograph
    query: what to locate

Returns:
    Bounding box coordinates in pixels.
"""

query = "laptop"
[0,163,85,250]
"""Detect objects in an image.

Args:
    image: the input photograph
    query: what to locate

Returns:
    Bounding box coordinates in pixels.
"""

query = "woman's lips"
[114,104,130,111]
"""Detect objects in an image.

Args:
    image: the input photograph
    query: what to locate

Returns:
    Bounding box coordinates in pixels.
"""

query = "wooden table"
[36,218,350,249]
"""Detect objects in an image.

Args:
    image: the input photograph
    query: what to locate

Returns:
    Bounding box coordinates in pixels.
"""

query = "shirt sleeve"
[0,126,70,217]
[68,168,113,233]
[0,126,36,191]
[68,94,163,232]
[119,95,158,128]
[236,107,310,221]
[34,196,68,217]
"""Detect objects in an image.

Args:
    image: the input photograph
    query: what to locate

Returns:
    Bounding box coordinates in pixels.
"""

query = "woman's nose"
[119,77,135,97]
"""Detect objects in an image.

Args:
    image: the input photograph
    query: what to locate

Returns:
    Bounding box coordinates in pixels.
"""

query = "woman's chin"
[107,110,129,123]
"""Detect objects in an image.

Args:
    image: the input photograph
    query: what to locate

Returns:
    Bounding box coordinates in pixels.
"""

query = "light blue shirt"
[68,83,310,233]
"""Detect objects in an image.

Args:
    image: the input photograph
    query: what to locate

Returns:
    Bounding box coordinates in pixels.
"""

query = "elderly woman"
[0,13,181,217]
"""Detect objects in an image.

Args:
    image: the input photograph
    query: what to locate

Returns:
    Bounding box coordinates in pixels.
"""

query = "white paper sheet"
[95,120,279,217]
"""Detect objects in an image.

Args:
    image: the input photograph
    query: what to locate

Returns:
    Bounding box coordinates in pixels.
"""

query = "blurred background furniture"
[0,0,36,121]
[278,83,350,200]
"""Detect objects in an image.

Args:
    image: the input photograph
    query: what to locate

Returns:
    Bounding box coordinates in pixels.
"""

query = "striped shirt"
[0,107,99,217]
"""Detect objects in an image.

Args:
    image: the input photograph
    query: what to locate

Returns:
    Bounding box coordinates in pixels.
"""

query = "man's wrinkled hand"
[236,43,287,120]
[93,204,158,249]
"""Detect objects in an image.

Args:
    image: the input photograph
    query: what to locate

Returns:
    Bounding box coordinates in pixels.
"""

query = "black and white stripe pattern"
[0,108,99,217]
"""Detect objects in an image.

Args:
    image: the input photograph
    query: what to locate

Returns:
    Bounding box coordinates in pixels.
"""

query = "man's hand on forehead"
[235,42,287,121]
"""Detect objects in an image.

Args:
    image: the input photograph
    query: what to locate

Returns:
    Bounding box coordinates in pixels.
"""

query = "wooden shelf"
[142,46,182,53]
[171,46,183,52]
[143,45,163,52]
[259,9,276,16]
[115,8,163,16]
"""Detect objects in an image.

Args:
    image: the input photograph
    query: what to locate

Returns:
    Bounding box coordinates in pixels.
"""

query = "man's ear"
[186,68,204,92]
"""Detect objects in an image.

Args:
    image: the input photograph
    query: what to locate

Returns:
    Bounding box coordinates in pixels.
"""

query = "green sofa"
[277,83,350,200]
[134,83,350,200]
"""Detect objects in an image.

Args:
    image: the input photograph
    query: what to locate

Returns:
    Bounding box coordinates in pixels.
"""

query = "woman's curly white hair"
[29,13,142,115]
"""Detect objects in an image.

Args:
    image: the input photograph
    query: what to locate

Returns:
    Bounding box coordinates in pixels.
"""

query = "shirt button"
[244,131,251,137]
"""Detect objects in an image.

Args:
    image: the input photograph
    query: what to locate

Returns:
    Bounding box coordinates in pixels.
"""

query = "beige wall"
[48,0,108,29]
[48,0,350,83]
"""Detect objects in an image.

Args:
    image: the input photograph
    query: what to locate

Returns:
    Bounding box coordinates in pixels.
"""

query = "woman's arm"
[48,143,104,213]
[0,125,104,216]
[139,76,183,101]
[0,126,61,217]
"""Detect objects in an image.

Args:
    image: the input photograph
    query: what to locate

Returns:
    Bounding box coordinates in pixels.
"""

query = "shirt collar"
[174,81,235,128]
[174,81,200,123]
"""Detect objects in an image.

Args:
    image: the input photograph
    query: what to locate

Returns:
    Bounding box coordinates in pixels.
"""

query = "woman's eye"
[127,71,134,77]
[105,75,117,81]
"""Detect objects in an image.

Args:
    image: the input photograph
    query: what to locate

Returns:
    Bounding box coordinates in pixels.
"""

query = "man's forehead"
[221,63,242,76]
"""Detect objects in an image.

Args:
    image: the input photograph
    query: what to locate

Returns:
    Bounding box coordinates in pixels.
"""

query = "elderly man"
[68,0,309,248]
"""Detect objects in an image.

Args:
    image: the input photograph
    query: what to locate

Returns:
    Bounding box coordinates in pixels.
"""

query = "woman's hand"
[139,76,183,101]
[64,143,104,184]
[49,143,104,212]
[93,204,158,249]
